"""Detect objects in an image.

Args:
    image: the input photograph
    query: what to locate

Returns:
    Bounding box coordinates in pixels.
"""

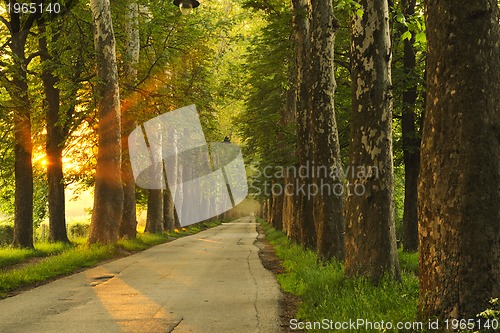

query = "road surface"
[0,216,281,333]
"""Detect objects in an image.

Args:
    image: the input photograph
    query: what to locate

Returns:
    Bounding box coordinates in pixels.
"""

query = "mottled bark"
[309,0,345,260]
[400,0,420,253]
[344,0,400,281]
[88,0,123,244]
[38,19,70,244]
[418,0,500,320]
[119,0,140,239]
[292,0,315,249]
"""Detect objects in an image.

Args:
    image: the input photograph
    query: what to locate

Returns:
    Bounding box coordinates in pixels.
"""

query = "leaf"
[396,13,406,25]
[415,31,426,44]
[356,8,364,19]
[401,31,412,41]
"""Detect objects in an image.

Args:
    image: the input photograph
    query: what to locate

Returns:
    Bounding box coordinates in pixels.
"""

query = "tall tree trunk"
[309,0,345,260]
[119,0,140,239]
[38,18,70,244]
[88,0,123,244]
[400,0,419,253]
[344,0,400,281]
[292,0,315,249]
[418,0,500,320]
[7,14,35,248]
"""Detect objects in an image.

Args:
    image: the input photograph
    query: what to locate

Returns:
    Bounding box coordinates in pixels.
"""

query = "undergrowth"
[259,218,420,332]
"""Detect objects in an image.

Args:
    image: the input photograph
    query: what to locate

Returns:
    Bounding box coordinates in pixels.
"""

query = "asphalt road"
[0,216,281,333]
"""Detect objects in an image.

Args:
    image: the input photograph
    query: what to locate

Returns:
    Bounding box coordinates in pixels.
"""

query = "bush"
[0,225,13,246]
[69,223,90,239]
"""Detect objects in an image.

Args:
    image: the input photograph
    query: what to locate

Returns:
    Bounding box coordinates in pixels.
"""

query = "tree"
[88,0,123,244]
[119,0,140,239]
[398,0,421,253]
[38,17,71,243]
[145,190,164,233]
[344,0,400,281]
[418,0,500,320]
[291,0,315,249]
[1,5,38,248]
[309,0,345,260]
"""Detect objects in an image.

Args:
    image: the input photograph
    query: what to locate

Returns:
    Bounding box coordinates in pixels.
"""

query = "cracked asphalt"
[0,216,281,333]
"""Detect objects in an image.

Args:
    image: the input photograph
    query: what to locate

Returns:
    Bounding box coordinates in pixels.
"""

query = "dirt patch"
[255,224,305,333]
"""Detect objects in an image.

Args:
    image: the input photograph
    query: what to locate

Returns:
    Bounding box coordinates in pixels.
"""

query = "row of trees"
[241,0,498,323]
[0,0,246,245]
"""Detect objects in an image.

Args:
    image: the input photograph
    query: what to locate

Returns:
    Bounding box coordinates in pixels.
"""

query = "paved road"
[0,217,281,333]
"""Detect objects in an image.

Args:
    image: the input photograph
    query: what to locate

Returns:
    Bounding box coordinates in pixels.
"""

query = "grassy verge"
[259,219,419,332]
[0,242,72,269]
[0,220,222,298]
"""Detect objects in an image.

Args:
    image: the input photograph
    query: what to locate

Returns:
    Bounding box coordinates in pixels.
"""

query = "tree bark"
[163,185,175,231]
[418,0,500,320]
[6,12,35,248]
[119,0,140,239]
[400,0,420,253]
[291,0,315,249]
[145,190,164,233]
[309,0,345,260]
[38,18,70,244]
[88,0,123,244]
[344,0,400,281]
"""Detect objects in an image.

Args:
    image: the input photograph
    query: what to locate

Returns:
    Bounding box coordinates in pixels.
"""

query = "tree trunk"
[12,76,34,249]
[418,0,500,320]
[88,0,123,244]
[38,19,70,244]
[344,0,400,281]
[309,0,345,260]
[291,0,315,249]
[145,190,164,233]
[400,0,420,253]
[119,0,140,239]
[8,18,34,249]
[271,189,283,231]
[163,185,175,231]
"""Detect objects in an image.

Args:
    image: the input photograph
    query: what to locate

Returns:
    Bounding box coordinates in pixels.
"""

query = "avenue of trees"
[0,0,498,326]
[240,0,499,324]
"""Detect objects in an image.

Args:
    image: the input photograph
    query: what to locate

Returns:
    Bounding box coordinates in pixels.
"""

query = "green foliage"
[68,223,90,239]
[477,298,500,320]
[259,219,419,332]
[234,3,295,200]
[0,224,13,246]
[334,0,364,18]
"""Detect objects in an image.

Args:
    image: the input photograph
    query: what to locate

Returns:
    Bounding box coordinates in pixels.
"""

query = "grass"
[0,242,71,269]
[0,220,222,298]
[259,219,420,333]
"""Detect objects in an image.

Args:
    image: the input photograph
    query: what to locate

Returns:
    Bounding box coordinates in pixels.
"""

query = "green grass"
[259,219,420,333]
[399,250,419,274]
[0,244,115,297]
[0,242,72,269]
[0,220,223,298]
